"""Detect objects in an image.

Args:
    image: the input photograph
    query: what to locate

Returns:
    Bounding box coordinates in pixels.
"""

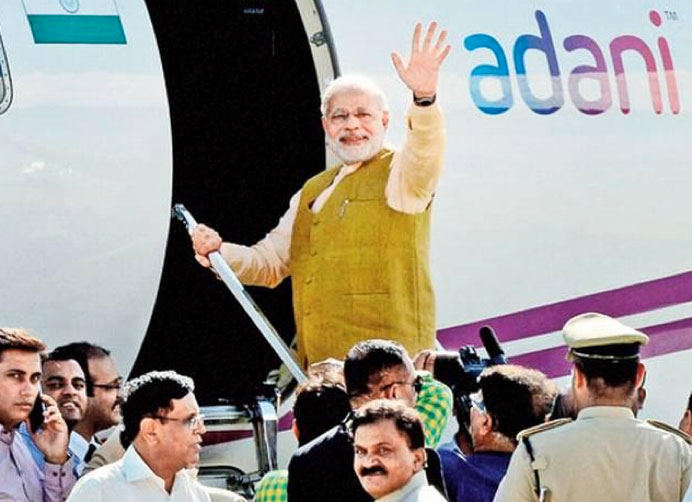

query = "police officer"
[493,312,692,502]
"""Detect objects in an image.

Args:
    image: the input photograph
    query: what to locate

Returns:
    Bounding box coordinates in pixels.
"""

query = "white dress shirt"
[375,471,447,502]
[67,445,211,502]
[69,432,88,462]
[68,432,94,476]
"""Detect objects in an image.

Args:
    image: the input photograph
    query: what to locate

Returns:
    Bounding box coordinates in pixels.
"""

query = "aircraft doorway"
[136,0,331,406]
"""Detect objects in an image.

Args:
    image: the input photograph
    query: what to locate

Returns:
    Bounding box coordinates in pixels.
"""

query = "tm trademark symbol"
[651,10,678,25]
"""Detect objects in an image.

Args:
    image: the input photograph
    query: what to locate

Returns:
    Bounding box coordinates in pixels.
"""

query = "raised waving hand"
[391,22,451,98]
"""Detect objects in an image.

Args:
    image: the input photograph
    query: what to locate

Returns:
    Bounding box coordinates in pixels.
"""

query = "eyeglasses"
[92,383,121,391]
[153,414,205,430]
[327,108,379,125]
[377,375,423,395]
[469,391,486,412]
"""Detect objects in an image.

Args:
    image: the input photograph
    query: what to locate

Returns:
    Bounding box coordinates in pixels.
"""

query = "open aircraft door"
[137,0,340,485]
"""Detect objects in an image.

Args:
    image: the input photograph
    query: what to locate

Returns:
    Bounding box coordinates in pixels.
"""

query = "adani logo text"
[464,10,680,115]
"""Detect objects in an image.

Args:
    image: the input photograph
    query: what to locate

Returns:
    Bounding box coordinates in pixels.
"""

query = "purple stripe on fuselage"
[203,411,295,445]
[510,317,692,379]
[437,270,692,348]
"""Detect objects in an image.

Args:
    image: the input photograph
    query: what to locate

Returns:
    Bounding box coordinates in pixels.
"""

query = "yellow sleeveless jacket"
[290,148,435,367]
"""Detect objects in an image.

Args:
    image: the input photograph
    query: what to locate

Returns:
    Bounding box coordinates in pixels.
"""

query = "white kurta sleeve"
[219,191,300,288]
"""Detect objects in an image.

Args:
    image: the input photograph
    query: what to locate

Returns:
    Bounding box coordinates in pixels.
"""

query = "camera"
[433,326,508,430]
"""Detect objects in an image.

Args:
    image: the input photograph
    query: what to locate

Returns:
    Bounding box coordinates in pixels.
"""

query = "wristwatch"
[413,93,436,107]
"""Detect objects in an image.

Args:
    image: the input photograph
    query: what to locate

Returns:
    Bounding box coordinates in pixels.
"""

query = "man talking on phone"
[0,328,76,501]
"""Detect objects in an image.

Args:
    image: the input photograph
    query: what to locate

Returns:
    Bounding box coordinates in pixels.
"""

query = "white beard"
[327,127,386,164]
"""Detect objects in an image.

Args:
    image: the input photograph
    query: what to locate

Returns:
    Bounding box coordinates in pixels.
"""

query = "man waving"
[193,23,451,367]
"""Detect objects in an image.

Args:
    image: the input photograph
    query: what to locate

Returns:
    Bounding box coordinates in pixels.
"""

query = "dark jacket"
[288,424,371,502]
[287,423,448,502]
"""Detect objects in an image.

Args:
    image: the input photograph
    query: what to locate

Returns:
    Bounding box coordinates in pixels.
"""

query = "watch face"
[414,95,436,106]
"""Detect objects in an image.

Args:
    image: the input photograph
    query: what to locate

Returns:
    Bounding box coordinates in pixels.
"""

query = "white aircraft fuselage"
[2,0,691,477]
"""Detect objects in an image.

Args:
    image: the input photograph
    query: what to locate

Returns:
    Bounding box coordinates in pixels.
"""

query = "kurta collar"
[339,147,394,175]
[376,470,428,502]
[577,406,635,420]
[340,162,362,175]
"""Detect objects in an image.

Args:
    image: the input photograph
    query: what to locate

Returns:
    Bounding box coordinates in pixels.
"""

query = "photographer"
[438,365,556,502]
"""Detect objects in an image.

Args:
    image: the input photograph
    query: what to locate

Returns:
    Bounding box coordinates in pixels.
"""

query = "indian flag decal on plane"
[23,0,126,44]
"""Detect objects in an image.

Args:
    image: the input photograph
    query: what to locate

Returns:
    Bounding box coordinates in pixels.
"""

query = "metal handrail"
[172,204,308,384]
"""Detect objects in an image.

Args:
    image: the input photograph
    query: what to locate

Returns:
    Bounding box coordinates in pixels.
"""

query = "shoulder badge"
[646,419,692,445]
[517,418,572,440]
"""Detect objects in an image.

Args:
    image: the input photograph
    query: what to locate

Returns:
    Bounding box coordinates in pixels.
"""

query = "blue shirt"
[438,440,511,502]
[19,423,83,476]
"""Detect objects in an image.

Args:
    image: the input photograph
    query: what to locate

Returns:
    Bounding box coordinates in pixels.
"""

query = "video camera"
[433,326,508,430]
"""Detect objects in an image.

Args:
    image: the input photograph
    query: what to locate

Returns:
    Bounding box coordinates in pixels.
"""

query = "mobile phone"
[28,394,45,433]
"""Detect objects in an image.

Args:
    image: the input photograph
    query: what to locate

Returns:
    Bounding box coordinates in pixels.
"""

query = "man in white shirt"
[191,22,451,367]
[68,370,211,501]
[351,400,446,502]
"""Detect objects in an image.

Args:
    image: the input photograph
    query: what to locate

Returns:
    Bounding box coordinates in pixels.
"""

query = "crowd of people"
[2,314,691,502]
[3,19,692,502]
[0,328,245,502]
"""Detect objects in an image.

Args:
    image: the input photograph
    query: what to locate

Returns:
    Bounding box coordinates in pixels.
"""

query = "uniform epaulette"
[517,418,572,440]
[646,419,692,445]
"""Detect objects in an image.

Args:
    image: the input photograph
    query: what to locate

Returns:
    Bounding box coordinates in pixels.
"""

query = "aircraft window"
[0,33,11,115]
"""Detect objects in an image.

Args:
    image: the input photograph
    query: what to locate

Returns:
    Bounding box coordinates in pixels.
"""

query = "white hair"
[321,74,389,116]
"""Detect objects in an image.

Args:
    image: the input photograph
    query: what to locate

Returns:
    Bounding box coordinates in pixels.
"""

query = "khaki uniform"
[493,406,692,502]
